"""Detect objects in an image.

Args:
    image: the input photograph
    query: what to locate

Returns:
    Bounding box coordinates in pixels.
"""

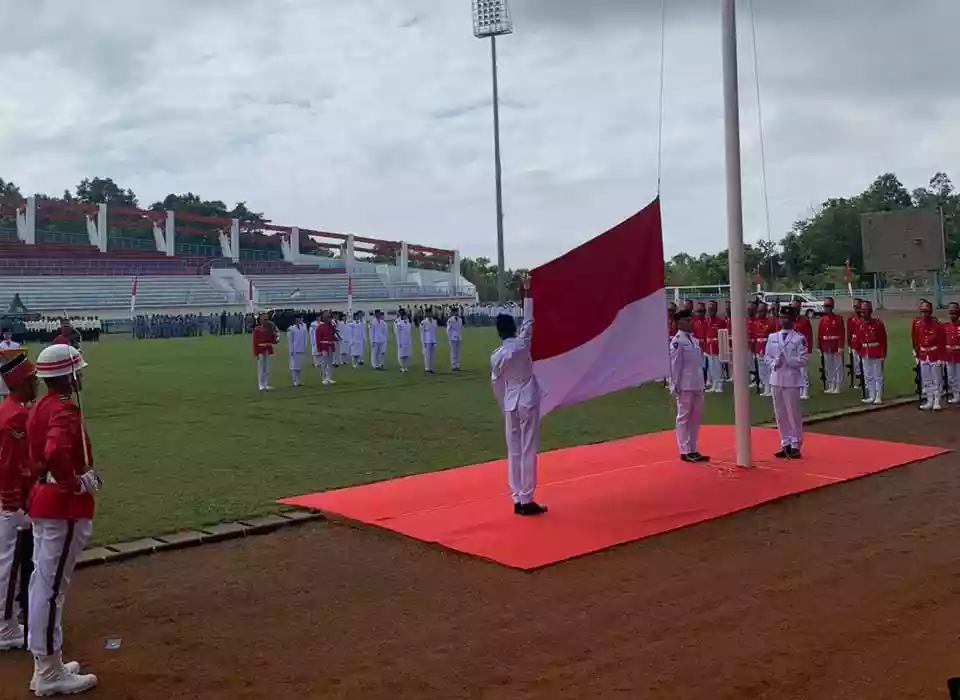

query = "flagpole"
[721,0,752,468]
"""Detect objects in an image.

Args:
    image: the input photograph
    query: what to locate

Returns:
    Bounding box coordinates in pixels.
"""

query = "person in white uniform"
[394,309,413,373]
[446,308,463,371]
[349,312,365,368]
[765,306,808,459]
[668,310,710,463]
[286,315,308,387]
[368,310,389,370]
[331,316,342,367]
[420,310,438,374]
[0,328,22,398]
[491,276,546,516]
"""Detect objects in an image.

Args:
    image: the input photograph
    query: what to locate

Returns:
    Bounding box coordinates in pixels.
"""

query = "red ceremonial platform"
[281,426,947,570]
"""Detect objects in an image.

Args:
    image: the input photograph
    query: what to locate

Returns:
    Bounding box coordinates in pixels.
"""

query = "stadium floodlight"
[472,0,513,38]
[472,0,512,303]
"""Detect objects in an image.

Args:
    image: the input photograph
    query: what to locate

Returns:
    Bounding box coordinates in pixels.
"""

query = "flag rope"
[655,0,667,193]
[749,0,774,281]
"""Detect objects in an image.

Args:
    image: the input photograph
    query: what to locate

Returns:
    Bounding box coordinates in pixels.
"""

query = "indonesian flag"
[754,266,762,293]
[130,276,138,314]
[530,199,667,416]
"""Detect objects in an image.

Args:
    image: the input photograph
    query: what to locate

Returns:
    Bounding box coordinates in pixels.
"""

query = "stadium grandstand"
[0,196,475,318]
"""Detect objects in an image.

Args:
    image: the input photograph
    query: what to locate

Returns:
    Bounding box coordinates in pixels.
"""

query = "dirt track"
[1,404,958,699]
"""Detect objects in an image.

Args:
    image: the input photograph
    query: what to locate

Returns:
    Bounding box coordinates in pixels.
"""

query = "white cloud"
[0,0,957,268]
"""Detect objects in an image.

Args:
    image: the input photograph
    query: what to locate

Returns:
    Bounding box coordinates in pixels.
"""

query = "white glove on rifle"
[77,469,103,495]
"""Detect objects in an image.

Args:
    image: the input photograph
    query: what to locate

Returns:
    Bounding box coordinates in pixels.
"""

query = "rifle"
[819,351,827,391]
[847,350,856,389]
[943,362,950,399]
[752,356,763,395]
[858,356,867,400]
[703,356,709,384]
[914,360,923,408]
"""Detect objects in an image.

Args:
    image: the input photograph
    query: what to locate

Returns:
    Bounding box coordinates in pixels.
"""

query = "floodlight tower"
[472,0,513,304]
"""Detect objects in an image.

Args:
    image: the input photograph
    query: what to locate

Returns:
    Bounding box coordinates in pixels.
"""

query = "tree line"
[3,171,957,301]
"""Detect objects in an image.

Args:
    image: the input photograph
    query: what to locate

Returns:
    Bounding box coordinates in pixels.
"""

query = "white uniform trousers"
[756,353,772,394]
[851,352,863,381]
[318,350,334,382]
[823,351,844,391]
[0,511,26,636]
[312,353,322,368]
[370,342,387,369]
[800,367,810,398]
[397,352,410,372]
[289,351,304,386]
[771,386,803,450]
[674,390,704,455]
[422,342,436,372]
[947,362,960,401]
[919,360,943,405]
[449,339,462,369]
[861,357,884,401]
[706,355,723,391]
[256,355,271,390]
[333,342,342,366]
[505,404,539,504]
[28,519,93,657]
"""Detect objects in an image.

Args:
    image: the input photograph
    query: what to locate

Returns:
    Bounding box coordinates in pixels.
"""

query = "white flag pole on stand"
[722,0,752,468]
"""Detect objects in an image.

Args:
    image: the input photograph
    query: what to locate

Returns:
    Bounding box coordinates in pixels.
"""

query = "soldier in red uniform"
[857,300,887,405]
[50,320,78,349]
[26,344,100,695]
[0,351,37,652]
[944,302,960,405]
[911,299,945,411]
[816,297,845,394]
[847,298,864,388]
[753,302,774,395]
[746,300,759,387]
[790,300,813,399]
[703,301,724,393]
[253,312,279,392]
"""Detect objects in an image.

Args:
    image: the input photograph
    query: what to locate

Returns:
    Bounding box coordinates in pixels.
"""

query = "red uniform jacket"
[753,316,774,354]
[27,390,95,520]
[691,316,708,350]
[817,314,845,354]
[252,326,277,357]
[51,332,72,346]
[911,317,944,362]
[857,319,887,360]
[315,322,336,350]
[945,321,960,364]
[745,315,758,354]
[701,315,723,355]
[847,316,862,353]
[0,396,31,512]
[794,316,813,352]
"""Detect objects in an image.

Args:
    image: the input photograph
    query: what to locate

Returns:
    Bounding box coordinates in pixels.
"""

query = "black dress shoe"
[680,454,696,463]
[513,502,522,515]
[691,452,710,462]
[788,447,802,459]
[516,502,548,516]
[775,449,789,459]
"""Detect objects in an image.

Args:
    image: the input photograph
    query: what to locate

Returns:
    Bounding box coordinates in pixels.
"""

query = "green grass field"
[76,317,919,545]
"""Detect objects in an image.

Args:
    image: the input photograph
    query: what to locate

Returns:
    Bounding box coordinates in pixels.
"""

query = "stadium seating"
[0,276,233,312]
[251,274,390,304]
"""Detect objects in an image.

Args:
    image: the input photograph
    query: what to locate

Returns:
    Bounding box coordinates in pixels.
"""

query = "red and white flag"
[530,199,667,416]
[130,276,138,314]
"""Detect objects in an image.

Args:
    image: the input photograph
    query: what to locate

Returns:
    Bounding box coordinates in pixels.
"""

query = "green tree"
[75,177,138,206]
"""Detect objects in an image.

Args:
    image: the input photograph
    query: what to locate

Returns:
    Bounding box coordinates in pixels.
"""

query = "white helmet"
[35,344,87,379]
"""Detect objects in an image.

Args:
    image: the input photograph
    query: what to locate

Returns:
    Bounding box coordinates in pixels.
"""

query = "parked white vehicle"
[758,292,826,318]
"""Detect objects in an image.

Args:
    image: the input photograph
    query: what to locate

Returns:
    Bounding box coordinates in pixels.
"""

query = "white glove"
[78,470,103,495]
[6,509,31,530]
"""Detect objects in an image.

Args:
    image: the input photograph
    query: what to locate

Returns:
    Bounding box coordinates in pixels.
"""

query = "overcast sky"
[1,0,958,267]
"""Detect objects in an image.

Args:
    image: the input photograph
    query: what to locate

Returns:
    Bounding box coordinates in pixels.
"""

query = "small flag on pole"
[130,276,138,314]
[289,288,302,300]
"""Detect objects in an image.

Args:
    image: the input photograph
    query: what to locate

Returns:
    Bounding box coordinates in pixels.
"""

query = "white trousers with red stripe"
[28,519,93,657]
[0,511,24,629]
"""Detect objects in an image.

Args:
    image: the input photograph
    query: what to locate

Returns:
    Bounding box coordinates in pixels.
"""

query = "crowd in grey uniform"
[131,313,256,339]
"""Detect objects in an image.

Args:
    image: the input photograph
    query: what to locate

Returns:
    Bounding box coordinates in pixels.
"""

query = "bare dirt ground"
[1,404,959,700]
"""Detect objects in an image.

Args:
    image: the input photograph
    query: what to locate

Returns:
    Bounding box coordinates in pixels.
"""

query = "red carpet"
[279,427,948,570]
